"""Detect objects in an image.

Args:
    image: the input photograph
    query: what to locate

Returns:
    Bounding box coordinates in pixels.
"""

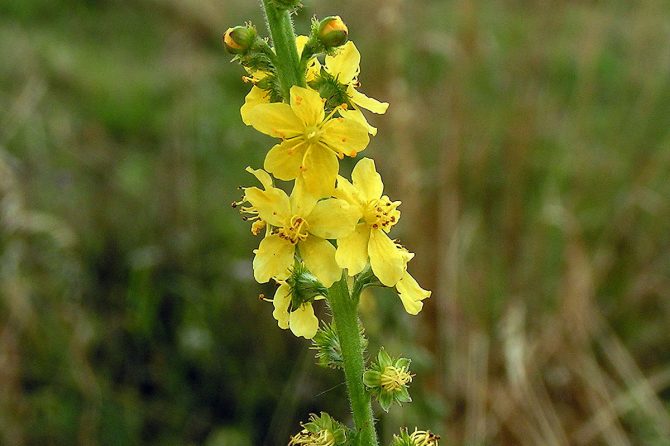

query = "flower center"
[289,429,335,446]
[380,365,413,392]
[364,196,400,232]
[304,126,323,144]
[276,215,310,245]
[409,429,441,446]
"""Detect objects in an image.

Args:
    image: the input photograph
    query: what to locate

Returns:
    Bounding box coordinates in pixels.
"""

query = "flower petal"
[245,166,273,189]
[368,229,405,286]
[351,157,383,202]
[320,117,369,157]
[334,175,366,210]
[301,144,339,197]
[307,198,360,240]
[289,303,319,339]
[264,139,308,181]
[299,237,341,287]
[253,234,294,283]
[335,223,370,275]
[325,41,360,85]
[289,177,318,218]
[396,271,431,315]
[247,102,303,139]
[339,108,377,136]
[241,86,270,125]
[349,86,389,114]
[290,86,325,127]
[272,283,291,329]
[295,35,309,55]
[244,186,290,227]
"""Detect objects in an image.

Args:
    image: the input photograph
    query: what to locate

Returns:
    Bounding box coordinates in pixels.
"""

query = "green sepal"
[377,348,393,368]
[396,387,412,404]
[309,69,352,112]
[311,321,368,370]
[396,357,411,370]
[363,370,381,387]
[288,262,328,308]
[378,391,393,412]
[293,412,348,445]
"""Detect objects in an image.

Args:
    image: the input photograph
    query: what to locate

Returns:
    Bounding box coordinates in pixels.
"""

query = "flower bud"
[288,263,328,307]
[223,26,256,55]
[288,413,347,446]
[318,16,348,48]
[391,428,441,446]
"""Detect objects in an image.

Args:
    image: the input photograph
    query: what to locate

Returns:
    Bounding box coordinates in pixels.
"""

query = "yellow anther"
[380,365,413,392]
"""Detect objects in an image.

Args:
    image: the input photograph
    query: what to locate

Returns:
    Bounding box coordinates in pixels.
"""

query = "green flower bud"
[317,16,348,48]
[363,348,413,412]
[287,262,328,309]
[391,428,441,446]
[311,322,368,370]
[223,25,257,55]
[288,412,348,445]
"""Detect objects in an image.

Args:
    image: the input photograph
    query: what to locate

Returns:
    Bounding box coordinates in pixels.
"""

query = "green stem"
[328,276,378,446]
[261,0,305,99]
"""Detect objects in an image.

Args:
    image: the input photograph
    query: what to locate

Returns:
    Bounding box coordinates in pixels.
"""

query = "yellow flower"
[334,158,405,286]
[246,179,360,285]
[240,36,320,125]
[272,283,319,339]
[247,86,369,197]
[324,41,389,135]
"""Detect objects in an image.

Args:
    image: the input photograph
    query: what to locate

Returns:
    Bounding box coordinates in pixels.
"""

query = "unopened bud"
[223,26,256,55]
[288,263,327,307]
[318,16,348,48]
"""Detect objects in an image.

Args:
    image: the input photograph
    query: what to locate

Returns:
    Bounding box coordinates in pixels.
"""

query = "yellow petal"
[241,86,270,125]
[307,198,361,239]
[300,144,339,197]
[334,175,366,210]
[299,237,341,287]
[290,86,325,127]
[320,117,369,157]
[272,283,291,329]
[289,176,318,218]
[295,35,309,55]
[244,186,290,227]
[264,139,308,181]
[368,229,405,286]
[247,102,303,139]
[339,108,377,136]
[349,86,389,114]
[325,41,360,85]
[253,234,294,283]
[396,271,431,315]
[351,157,383,202]
[335,223,370,275]
[245,166,273,189]
[289,303,319,339]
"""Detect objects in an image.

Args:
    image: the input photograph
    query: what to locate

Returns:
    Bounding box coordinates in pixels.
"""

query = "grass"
[1,0,669,444]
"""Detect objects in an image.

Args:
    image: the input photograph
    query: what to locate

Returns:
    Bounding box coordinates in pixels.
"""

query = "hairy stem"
[328,276,378,446]
[260,0,305,99]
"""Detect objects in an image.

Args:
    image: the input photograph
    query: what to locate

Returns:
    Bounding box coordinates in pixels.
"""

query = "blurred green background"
[1,0,670,445]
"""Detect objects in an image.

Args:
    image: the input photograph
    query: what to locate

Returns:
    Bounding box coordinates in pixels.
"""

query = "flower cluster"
[228,19,430,340]
[225,7,440,445]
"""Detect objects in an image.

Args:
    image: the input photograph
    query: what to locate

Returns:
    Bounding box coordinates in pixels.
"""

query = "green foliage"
[2,0,670,444]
